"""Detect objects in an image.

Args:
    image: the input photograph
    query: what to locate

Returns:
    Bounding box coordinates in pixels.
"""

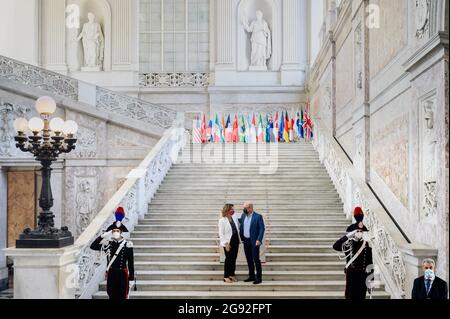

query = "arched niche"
[237,0,281,71]
[66,0,112,72]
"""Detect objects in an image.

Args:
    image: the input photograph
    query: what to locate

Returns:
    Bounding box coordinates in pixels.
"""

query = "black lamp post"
[13,96,78,248]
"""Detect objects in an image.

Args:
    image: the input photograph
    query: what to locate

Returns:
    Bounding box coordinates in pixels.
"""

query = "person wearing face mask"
[218,203,240,283]
[412,258,448,299]
[239,201,265,285]
[333,224,373,300]
[90,207,135,300]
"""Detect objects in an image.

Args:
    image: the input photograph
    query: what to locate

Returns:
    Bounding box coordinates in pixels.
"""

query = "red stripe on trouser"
[123,269,129,299]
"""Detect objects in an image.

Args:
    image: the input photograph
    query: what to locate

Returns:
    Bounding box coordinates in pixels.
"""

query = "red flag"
[201,113,207,143]
[232,115,239,143]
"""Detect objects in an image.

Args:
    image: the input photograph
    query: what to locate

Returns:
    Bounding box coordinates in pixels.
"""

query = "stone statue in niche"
[422,100,438,219]
[241,10,272,71]
[76,13,104,71]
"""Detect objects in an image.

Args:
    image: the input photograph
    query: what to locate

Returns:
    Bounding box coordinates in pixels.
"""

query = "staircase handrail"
[312,120,408,298]
[0,55,176,131]
[73,113,186,298]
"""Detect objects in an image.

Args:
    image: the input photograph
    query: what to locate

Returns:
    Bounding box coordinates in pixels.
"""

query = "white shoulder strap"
[106,240,127,272]
[345,240,367,269]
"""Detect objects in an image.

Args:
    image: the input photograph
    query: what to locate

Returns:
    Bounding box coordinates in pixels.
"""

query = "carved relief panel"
[0,102,31,158]
[415,0,430,39]
[419,96,438,221]
[65,167,101,237]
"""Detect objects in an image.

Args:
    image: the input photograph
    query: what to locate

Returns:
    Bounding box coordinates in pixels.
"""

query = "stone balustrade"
[0,55,176,131]
[5,114,186,299]
[312,120,437,299]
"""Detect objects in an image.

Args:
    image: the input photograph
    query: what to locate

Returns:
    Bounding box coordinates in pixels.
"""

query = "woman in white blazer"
[218,203,240,283]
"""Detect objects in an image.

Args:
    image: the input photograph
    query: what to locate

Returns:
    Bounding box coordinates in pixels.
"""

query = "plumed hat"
[353,206,364,222]
[106,207,128,232]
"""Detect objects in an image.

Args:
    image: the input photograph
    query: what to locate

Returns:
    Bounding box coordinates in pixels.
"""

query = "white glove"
[101,230,112,238]
[346,230,357,239]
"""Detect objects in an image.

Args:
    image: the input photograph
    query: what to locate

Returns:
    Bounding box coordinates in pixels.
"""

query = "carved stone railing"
[312,120,408,299]
[0,55,176,131]
[139,72,209,88]
[0,55,78,99]
[73,114,186,298]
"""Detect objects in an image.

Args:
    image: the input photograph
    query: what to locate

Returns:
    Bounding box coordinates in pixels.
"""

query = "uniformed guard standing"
[90,207,135,300]
[333,220,374,300]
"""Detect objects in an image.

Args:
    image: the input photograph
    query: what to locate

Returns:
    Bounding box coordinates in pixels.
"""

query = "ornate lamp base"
[16,227,74,248]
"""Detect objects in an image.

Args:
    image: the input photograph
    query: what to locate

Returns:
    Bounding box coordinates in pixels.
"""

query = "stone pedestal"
[248,65,268,71]
[400,243,438,299]
[81,66,101,72]
[4,246,78,299]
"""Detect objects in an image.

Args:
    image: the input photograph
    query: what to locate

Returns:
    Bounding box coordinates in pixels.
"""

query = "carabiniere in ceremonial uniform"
[333,207,374,300]
[90,206,135,300]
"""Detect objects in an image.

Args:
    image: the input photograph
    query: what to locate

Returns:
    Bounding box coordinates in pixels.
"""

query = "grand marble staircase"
[93,143,390,299]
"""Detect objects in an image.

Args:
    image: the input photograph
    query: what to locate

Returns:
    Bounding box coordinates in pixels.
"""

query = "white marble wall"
[309,0,449,282]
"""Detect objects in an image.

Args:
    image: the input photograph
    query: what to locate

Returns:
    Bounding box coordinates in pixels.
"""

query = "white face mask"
[424,269,435,280]
[354,232,363,240]
[112,231,121,240]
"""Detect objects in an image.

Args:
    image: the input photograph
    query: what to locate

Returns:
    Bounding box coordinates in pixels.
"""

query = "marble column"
[215,0,234,70]
[0,167,8,290]
[40,0,67,73]
[281,0,307,85]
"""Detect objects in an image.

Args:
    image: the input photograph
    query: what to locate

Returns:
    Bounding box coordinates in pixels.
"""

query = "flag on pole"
[249,114,257,143]
[289,117,295,142]
[239,115,246,142]
[232,115,239,143]
[214,114,220,143]
[201,113,207,143]
[283,112,290,143]
[273,112,279,143]
[257,114,264,143]
[206,119,213,143]
[302,108,313,141]
[225,114,232,143]
[279,111,285,142]
[192,116,202,143]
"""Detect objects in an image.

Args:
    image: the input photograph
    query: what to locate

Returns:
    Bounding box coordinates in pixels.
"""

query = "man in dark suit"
[239,201,265,284]
[412,258,448,299]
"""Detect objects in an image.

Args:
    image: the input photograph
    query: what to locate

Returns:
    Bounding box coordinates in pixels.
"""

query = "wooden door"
[7,171,36,247]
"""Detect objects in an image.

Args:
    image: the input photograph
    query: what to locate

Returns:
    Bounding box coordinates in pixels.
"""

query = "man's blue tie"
[425,279,431,295]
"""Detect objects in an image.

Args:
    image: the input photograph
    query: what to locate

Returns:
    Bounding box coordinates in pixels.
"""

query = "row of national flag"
[192,108,313,144]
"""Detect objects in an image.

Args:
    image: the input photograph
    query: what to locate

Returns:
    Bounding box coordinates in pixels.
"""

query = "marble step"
[132,270,345,281]
[133,261,347,272]
[98,280,386,292]
[132,245,337,254]
[133,224,347,230]
[145,211,346,216]
[130,238,339,246]
[132,230,345,239]
[92,290,390,299]
[138,219,348,225]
